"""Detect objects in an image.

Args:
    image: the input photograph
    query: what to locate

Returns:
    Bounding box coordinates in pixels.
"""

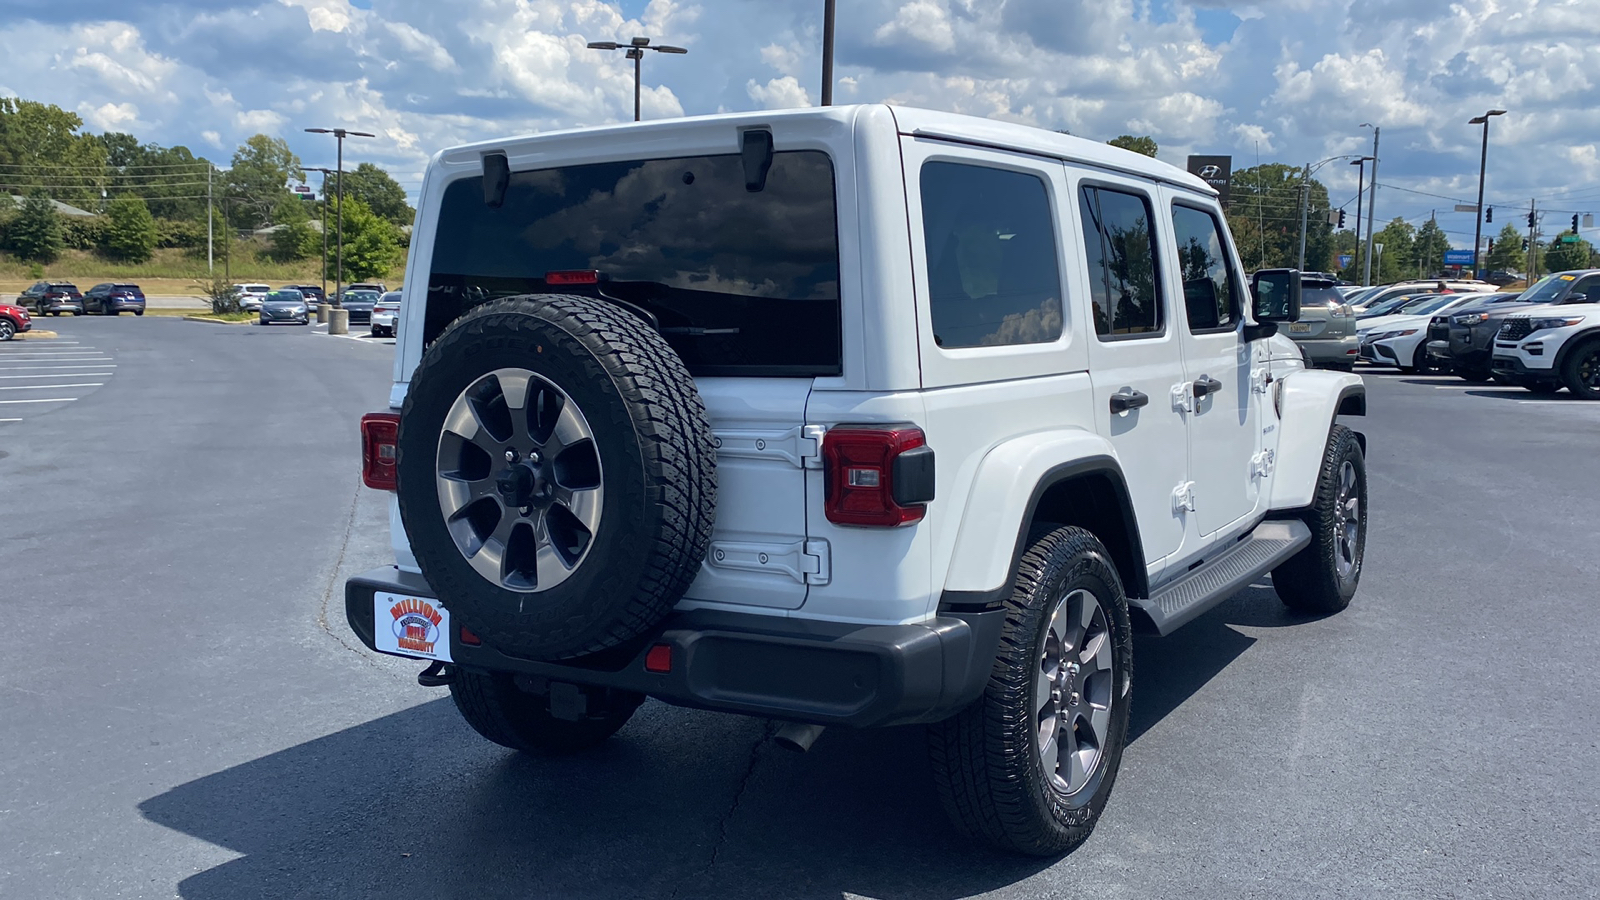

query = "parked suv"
[344,106,1368,855]
[0,301,30,340]
[1420,289,1545,380]
[83,283,146,316]
[18,282,83,316]
[1283,272,1356,370]
[1490,269,1600,398]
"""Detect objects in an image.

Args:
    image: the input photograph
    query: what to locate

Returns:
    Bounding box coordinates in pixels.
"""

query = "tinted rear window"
[1302,286,1344,307]
[427,150,841,376]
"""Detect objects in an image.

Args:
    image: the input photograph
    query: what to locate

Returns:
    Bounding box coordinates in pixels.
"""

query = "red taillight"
[644,644,673,673]
[360,412,401,490]
[545,269,600,285]
[822,426,934,527]
[459,626,482,646]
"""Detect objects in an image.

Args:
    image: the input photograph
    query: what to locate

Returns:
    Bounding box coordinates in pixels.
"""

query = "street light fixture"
[304,127,375,307]
[1297,155,1359,270]
[305,166,336,304]
[1468,109,1507,279]
[586,37,688,122]
[1348,156,1374,279]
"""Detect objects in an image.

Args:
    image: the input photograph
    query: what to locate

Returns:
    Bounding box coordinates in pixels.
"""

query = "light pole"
[586,37,688,122]
[1360,123,1380,286]
[304,127,374,306]
[1349,156,1373,280]
[1469,109,1507,279]
[306,166,335,304]
[821,0,836,106]
[1297,156,1358,270]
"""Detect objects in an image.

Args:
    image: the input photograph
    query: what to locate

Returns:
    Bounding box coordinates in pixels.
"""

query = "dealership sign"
[1187,155,1233,207]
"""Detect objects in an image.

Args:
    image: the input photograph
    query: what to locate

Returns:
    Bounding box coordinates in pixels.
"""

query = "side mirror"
[1251,268,1302,323]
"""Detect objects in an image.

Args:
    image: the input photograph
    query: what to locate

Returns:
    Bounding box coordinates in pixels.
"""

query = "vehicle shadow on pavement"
[140,593,1287,900]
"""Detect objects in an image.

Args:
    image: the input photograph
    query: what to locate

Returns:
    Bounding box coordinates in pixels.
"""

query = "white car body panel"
[1268,369,1364,510]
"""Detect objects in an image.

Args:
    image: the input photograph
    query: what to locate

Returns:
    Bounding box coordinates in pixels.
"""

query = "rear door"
[1163,197,1262,539]
[1073,172,1192,577]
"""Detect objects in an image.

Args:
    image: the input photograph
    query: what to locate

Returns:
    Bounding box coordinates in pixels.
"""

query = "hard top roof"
[432,104,1213,197]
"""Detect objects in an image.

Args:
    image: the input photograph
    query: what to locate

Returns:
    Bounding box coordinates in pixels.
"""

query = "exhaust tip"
[772,721,826,753]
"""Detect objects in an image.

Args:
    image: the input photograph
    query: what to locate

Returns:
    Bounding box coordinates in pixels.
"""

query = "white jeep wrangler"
[346,105,1368,855]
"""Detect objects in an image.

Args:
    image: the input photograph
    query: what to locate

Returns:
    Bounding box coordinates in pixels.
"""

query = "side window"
[1569,275,1600,303]
[1078,186,1163,337]
[1170,204,1240,332]
[920,161,1064,349]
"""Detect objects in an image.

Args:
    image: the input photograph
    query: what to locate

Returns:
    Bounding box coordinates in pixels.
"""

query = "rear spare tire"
[397,295,716,660]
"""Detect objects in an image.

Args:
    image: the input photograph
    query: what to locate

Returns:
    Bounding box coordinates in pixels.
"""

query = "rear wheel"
[1559,339,1600,400]
[449,669,642,755]
[0,319,14,341]
[1273,425,1366,614]
[928,526,1132,856]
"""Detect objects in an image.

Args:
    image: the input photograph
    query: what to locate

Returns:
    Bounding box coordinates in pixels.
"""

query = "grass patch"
[0,246,404,296]
[185,311,258,323]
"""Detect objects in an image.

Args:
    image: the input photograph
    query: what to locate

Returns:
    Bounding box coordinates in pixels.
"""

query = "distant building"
[8,195,97,218]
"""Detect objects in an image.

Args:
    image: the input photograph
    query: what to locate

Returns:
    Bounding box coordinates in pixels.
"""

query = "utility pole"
[1528,198,1539,281]
[306,167,335,303]
[1362,125,1380,286]
[1297,162,1311,270]
[1350,158,1368,280]
[821,0,837,106]
[207,166,214,276]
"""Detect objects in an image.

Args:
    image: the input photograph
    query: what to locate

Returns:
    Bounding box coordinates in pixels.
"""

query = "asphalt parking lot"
[2,320,1597,899]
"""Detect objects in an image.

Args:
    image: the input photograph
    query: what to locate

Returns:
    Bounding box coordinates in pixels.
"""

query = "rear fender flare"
[1269,369,1365,510]
[940,429,1146,606]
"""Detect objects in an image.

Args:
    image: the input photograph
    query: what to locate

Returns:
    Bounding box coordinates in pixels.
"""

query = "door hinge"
[1251,449,1276,479]
[1170,383,1194,413]
[712,424,826,468]
[706,539,831,585]
[1251,368,1274,394]
[1172,481,1197,514]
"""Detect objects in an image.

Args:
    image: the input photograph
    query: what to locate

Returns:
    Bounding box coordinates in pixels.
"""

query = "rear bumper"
[1296,335,1358,365]
[345,567,1004,728]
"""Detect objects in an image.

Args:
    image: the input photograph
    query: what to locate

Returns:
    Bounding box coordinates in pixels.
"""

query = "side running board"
[1133,519,1312,635]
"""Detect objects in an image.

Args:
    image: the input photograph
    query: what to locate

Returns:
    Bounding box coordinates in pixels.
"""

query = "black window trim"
[918,156,1069,353]
[1077,178,1168,343]
[1169,199,1245,336]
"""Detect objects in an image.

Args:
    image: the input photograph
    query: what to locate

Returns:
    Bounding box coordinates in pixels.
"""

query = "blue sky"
[2,0,1598,252]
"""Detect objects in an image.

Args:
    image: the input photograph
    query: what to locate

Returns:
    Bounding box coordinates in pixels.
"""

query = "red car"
[0,302,32,341]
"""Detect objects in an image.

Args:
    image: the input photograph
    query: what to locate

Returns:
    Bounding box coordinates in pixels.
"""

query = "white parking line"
[0,373,117,378]
[0,364,116,370]
[0,383,104,390]
[0,417,20,422]
[1518,400,1596,406]
[0,397,79,404]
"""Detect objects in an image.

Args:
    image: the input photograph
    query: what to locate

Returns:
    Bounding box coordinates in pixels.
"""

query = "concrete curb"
[15,330,59,340]
[181,316,253,326]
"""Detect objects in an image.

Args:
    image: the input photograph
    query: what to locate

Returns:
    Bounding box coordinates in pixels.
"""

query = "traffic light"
[1574,214,1581,233]
[1522,239,1530,251]
[1485,207,1493,223]
[1338,209,1347,228]
[1528,211,1537,228]
[1487,239,1494,254]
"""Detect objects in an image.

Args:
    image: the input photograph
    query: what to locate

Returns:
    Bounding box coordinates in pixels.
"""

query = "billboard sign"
[1187,155,1233,207]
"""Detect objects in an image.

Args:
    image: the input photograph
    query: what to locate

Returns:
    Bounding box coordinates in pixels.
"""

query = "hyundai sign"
[1187,155,1233,207]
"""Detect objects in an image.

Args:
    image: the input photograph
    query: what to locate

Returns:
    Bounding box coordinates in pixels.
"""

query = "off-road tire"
[1559,338,1600,400]
[1273,424,1366,614]
[449,668,643,755]
[397,295,716,661]
[927,526,1133,856]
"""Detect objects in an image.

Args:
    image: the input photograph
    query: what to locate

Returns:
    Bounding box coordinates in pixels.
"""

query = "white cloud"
[746,76,812,110]
[281,0,355,33]
[873,1,956,53]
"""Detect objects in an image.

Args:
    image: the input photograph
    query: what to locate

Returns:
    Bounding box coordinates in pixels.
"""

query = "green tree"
[1484,223,1525,272]
[338,163,414,225]
[1107,135,1158,158]
[105,194,157,262]
[97,132,213,221]
[1225,163,1334,271]
[1545,233,1593,274]
[1371,217,1416,283]
[270,193,319,262]
[226,134,301,229]
[8,189,63,262]
[333,196,404,282]
[0,99,108,207]
[1412,218,1449,277]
